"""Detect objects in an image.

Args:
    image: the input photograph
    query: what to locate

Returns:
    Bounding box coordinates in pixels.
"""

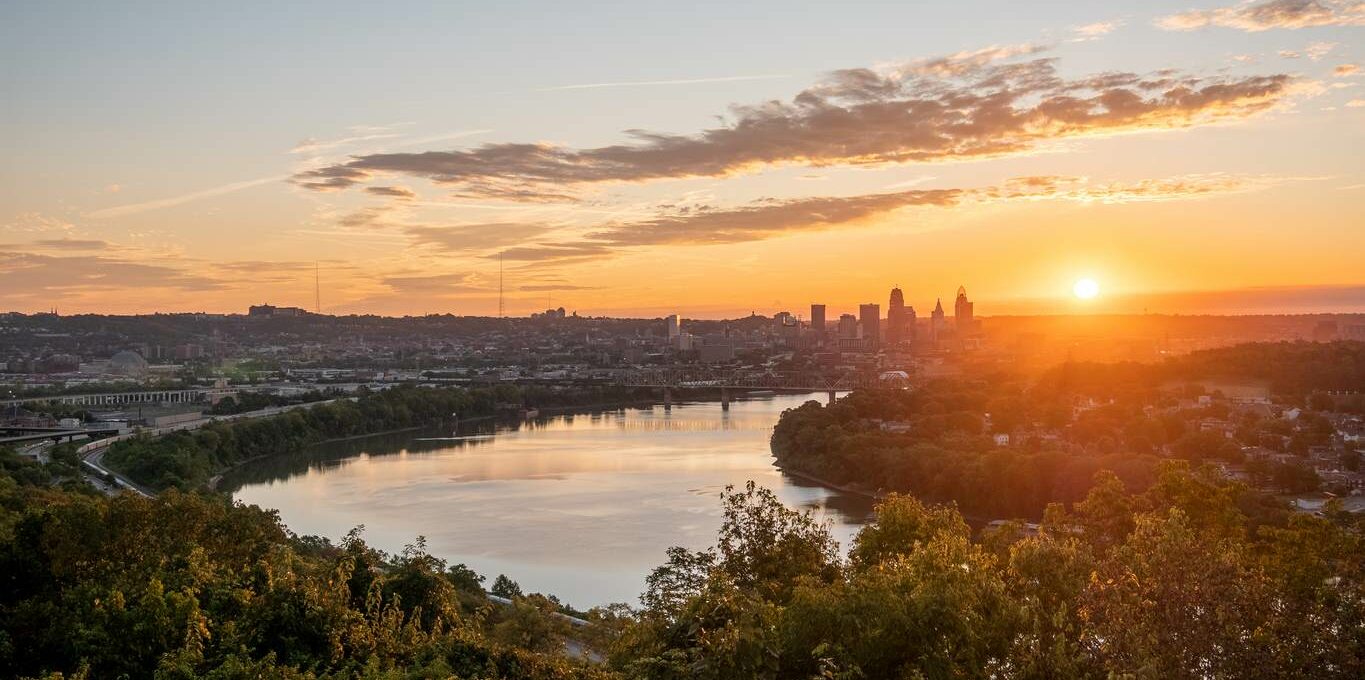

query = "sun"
[1073,278,1100,300]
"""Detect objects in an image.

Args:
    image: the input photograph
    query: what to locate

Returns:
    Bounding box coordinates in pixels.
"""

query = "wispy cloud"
[1158,0,1365,32]
[537,74,790,91]
[86,175,287,219]
[365,185,417,200]
[1071,20,1123,41]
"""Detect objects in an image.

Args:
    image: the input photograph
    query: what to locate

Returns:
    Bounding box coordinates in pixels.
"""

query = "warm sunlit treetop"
[1,1,1362,317]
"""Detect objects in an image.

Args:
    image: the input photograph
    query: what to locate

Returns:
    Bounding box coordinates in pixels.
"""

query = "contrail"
[539,74,789,91]
[86,175,288,219]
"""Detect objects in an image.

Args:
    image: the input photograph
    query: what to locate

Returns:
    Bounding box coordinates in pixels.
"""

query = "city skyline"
[3,1,1363,317]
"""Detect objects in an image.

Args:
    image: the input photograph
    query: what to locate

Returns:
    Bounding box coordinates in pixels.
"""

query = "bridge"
[481,368,906,410]
[0,424,126,445]
[1,387,239,408]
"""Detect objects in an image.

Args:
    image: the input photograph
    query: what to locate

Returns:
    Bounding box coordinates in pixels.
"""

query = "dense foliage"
[772,343,1357,519]
[771,386,1162,520]
[104,385,654,491]
[613,466,1365,679]
[0,465,611,679]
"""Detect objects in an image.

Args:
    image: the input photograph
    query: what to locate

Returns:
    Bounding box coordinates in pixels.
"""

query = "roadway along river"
[227,392,873,608]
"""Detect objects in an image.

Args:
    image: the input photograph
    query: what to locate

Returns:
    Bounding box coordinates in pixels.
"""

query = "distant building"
[888,287,906,346]
[931,298,946,340]
[955,286,975,333]
[810,304,826,333]
[665,315,680,347]
[108,350,148,377]
[837,313,859,340]
[860,303,881,350]
[249,303,307,318]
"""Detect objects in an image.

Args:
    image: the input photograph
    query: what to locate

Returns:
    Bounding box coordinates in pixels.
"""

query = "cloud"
[978,173,1296,203]
[538,74,790,91]
[294,51,1298,199]
[587,188,964,246]
[1157,0,1365,32]
[1347,98,1365,106]
[519,284,598,291]
[1334,63,1360,76]
[1072,20,1122,41]
[380,272,487,294]
[1306,41,1338,60]
[364,185,417,199]
[30,238,112,251]
[496,243,617,262]
[87,175,287,218]
[291,131,402,155]
[0,251,226,294]
[2,212,76,235]
[477,172,1286,260]
[405,223,554,252]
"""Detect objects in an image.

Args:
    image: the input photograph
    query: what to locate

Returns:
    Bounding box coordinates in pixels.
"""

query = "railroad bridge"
[489,368,907,410]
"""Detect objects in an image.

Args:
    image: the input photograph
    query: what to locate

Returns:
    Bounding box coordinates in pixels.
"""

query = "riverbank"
[777,466,887,500]
[196,393,709,494]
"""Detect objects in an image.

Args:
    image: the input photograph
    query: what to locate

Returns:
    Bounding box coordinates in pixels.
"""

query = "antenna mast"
[314,262,321,314]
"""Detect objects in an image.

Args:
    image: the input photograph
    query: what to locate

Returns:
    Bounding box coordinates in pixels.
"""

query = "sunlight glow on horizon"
[1074,278,1101,300]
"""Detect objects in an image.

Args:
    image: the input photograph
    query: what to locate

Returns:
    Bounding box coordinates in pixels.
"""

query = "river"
[227,392,874,608]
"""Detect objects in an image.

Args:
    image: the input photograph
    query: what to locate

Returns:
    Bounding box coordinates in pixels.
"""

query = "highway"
[75,398,349,499]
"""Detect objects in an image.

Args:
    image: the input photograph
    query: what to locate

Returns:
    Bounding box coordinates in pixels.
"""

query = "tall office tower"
[888,287,905,346]
[859,303,881,350]
[905,305,918,342]
[838,313,858,339]
[955,285,974,331]
[931,298,946,340]
[810,304,826,333]
[666,314,680,346]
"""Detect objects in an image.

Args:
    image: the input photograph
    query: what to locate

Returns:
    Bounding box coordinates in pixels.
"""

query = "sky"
[2,0,1363,319]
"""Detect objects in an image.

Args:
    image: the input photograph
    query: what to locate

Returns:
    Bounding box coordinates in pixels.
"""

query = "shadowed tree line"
[103,385,656,491]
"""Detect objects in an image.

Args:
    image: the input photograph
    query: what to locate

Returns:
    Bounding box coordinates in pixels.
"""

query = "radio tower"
[498,252,505,318]
[314,262,321,314]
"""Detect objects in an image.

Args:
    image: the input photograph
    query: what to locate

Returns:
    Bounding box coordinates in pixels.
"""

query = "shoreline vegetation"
[101,384,673,493]
[202,397,671,491]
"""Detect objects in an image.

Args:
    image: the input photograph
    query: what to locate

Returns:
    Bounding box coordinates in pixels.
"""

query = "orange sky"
[2,2,1362,318]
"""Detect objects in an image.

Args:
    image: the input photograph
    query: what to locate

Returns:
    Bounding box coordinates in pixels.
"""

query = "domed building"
[108,350,148,377]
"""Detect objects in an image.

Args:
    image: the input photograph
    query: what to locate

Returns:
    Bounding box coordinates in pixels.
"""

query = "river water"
[227,393,873,608]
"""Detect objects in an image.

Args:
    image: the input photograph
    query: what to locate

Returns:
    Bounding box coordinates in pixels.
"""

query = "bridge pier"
[721,388,730,411]
[663,388,672,411]
[827,390,837,404]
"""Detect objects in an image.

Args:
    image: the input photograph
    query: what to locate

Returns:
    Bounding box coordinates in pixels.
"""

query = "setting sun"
[1074,278,1100,300]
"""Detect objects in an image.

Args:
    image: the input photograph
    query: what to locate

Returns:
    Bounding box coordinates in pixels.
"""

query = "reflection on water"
[230,394,872,608]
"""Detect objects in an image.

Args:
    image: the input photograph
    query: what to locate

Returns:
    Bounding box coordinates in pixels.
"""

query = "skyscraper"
[810,304,826,333]
[665,314,680,346]
[838,314,858,340]
[888,287,905,346]
[931,298,946,341]
[859,303,880,350]
[955,286,974,332]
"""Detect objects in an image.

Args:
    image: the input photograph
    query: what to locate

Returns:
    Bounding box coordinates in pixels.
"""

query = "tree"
[713,482,839,604]
[491,574,523,599]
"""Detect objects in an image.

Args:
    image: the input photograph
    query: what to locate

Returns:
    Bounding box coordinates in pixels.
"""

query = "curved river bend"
[228,393,872,608]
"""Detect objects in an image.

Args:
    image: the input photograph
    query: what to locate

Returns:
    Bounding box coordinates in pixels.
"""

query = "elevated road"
[1,387,239,408]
